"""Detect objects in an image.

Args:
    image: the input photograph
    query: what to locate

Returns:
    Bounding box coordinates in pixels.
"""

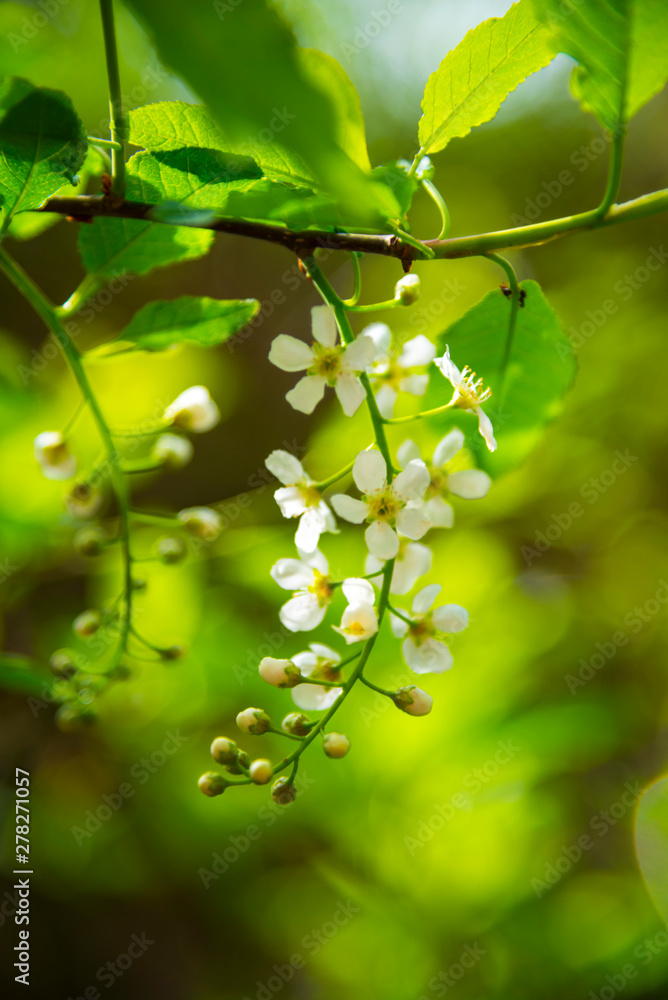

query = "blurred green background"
[2,1,668,998]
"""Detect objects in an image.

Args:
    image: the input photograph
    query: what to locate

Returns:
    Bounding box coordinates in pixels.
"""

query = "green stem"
[388,604,413,626]
[0,247,133,670]
[597,128,625,218]
[87,136,124,150]
[343,251,363,307]
[304,258,395,480]
[382,402,453,425]
[485,253,520,383]
[346,298,397,313]
[99,0,126,198]
[422,178,451,240]
[359,675,394,697]
[272,558,395,777]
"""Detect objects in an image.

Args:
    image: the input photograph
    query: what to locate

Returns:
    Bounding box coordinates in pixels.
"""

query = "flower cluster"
[33,385,223,730]
[200,285,497,804]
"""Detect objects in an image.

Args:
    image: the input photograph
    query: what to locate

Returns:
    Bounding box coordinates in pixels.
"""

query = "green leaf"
[635,776,668,923]
[297,49,371,173]
[0,77,86,231]
[532,0,668,128]
[423,280,576,475]
[125,101,318,189]
[371,161,419,226]
[123,1,394,225]
[0,656,52,698]
[418,0,554,155]
[118,296,260,351]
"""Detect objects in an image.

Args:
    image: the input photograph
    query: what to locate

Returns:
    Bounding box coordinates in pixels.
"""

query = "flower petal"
[342,577,375,606]
[365,520,399,559]
[475,406,497,452]
[403,637,453,674]
[270,558,314,591]
[390,542,432,595]
[279,593,326,632]
[309,642,340,663]
[392,459,430,503]
[360,322,392,357]
[353,449,387,494]
[398,373,429,397]
[390,612,409,638]
[374,384,397,420]
[334,372,366,416]
[331,494,368,524]
[286,375,326,414]
[343,335,377,371]
[447,469,492,500]
[295,507,327,552]
[311,305,338,347]
[412,583,441,613]
[423,495,454,528]
[333,602,378,643]
[433,345,461,387]
[291,651,318,674]
[396,439,421,469]
[266,449,306,486]
[274,486,306,518]
[432,428,465,468]
[297,547,329,574]
[432,603,469,633]
[269,334,313,371]
[395,506,431,541]
[399,335,436,367]
[292,684,343,711]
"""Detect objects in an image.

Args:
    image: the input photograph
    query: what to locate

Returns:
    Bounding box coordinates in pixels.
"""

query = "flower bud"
[392,685,433,716]
[271,776,297,805]
[55,704,95,732]
[73,609,101,638]
[155,535,187,564]
[64,481,104,519]
[165,386,220,433]
[210,736,238,765]
[109,662,132,681]
[282,712,313,737]
[49,648,78,680]
[249,759,273,785]
[236,707,270,735]
[153,433,194,469]
[74,527,106,557]
[34,431,77,480]
[224,750,250,775]
[415,155,434,181]
[394,273,420,305]
[177,506,222,542]
[198,772,227,797]
[131,577,147,592]
[322,732,351,758]
[258,657,301,688]
[161,644,184,661]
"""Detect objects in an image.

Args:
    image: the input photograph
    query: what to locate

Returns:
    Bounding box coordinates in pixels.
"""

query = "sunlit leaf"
[635,775,668,923]
[118,295,260,350]
[418,0,554,155]
[424,280,576,474]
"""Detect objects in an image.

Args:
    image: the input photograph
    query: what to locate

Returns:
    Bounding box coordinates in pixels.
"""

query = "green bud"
[236,707,271,735]
[394,273,420,305]
[210,736,238,765]
[224,750,250,775]
[322,732,351,758]
[161,644,184,661]
[73,609,101,638]
[281,712,313,737]
[271,776,297,805]
[74,527,106,557]
[55,704,96,732]
[49,648,78,680]
[156,536,187,565]
[131,578,147,592]
[198,772,226,797]
[109,662,132,681]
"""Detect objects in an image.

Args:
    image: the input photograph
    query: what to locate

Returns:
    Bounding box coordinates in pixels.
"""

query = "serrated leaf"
[0,77,86,232]
[635,776,668,923]
[118,296,260,351]
[532,0,668,128]
[124,1,396,226]
[297,49,371,173]
[418,0,554,156]
[423,280,576,475]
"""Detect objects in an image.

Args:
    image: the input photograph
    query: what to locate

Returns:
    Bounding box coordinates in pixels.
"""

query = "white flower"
[153,433,193,469]
[331,450,430,560]
[397,429,491,529]
[392,685,433,716]
[365,539,432,595]
[271,549,334,632]
[394,273,420,305]
[177,506,222,541]
[164,385,220,433]
[433,346,497,452]
[265,450,337,553]
[258,657,301,688]
[34,431,77,480]
[291,643,343,711]
[332,578,378,645]
[268,306,377,416]
[391,584,468,674]
[362,323,435,418]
